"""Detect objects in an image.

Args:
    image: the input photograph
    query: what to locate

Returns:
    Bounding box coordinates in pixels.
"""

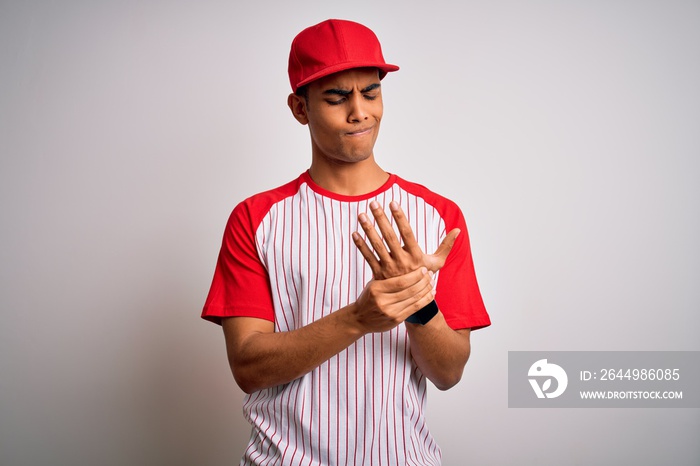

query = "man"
[202,19,490,465]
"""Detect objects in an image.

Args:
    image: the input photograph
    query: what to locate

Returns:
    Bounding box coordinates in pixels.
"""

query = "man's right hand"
[223,267,434,393]
[350,266,436,334]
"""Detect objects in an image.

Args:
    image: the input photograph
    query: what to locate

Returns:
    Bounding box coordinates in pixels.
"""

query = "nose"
[347,93,369,123]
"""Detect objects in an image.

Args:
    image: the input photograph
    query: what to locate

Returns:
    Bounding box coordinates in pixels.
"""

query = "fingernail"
[390,201,398,210]
[421,267,428,275]
[359,213,367,222]
[370,201,379,209]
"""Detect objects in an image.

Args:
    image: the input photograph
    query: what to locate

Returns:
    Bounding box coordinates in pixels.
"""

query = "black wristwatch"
[405,300,439,325]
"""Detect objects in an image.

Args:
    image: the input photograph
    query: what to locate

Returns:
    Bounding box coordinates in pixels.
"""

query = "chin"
[343,152,373,164]
[318,144,375,165]
[342,146,376,162]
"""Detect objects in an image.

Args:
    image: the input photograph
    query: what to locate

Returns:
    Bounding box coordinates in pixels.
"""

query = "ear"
[287,93,309,125]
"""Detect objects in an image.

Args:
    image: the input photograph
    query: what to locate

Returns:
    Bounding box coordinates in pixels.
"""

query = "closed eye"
[322,83,380,105]
[361,83,380,101]
[326,94,377,105]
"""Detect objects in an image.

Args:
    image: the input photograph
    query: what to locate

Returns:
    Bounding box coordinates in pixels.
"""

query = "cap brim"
[295,62,400,90]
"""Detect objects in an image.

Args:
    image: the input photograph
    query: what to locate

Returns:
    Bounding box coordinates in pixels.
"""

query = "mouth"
[346,126,374,136]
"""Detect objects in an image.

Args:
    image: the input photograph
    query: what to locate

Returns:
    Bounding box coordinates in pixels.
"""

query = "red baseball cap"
[288,19,399,92]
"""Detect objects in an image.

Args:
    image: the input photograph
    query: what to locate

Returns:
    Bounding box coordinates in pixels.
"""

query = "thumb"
[431,228,461,267]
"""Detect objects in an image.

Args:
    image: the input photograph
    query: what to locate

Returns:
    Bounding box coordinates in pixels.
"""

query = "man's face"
[301,68,383,165]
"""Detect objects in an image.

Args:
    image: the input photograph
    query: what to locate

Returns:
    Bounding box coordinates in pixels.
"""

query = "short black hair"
[295,85,309,103]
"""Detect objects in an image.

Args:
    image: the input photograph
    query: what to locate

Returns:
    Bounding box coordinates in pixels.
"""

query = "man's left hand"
[352,201,460,280]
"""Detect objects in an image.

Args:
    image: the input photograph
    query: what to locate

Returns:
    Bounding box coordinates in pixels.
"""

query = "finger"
[363,269,434,322]
[352,231,383,278]
[430,228,461,269]
[378,267,432,295]
[358,212,393,264]
[394,275,436,318]
[389,201,420,254]
[369,201,403,256]
[408,286,438,314]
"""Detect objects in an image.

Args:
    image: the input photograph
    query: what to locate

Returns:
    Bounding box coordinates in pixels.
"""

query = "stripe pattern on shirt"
[241,181,446,466]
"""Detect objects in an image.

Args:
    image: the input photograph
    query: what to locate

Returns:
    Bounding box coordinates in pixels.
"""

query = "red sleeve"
[434,204,491,330]
[201,199,275,325]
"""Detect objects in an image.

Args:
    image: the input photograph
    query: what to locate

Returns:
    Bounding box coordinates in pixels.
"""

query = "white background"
[1,1,698,464]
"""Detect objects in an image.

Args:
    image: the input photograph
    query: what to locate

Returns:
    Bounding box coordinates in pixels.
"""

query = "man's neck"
[308,157,389,196]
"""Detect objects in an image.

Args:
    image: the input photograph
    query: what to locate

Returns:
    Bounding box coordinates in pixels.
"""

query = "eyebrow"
[322,83,381,96]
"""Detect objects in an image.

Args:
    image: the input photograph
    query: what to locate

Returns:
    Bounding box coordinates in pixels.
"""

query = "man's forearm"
[224,268,436,394]
[223,305,364,394]
[405,310,471,390]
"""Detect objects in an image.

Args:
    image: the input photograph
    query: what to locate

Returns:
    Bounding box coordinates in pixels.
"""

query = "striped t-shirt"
[203,171,490,466]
